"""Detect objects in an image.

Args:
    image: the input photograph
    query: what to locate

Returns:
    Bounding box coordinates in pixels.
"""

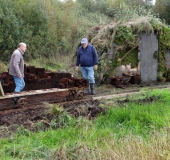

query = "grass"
[0,55,71,74]
[25,54,81,78]
[25,56,65,72]
[95,101,170,136]
[1,89,170,159]
[0,61,8,73]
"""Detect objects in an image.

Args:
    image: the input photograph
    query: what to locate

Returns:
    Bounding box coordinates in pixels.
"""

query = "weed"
[16,126,30,137]
[47,104,64,116]
[1,89,170,159]
[0,61,7,73]
[50,112,74,129]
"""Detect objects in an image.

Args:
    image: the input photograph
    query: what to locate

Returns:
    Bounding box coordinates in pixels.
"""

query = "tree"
[164,0,170,24]
[144,0,153,5]
[123,0,145,6]
[153,0,170,24]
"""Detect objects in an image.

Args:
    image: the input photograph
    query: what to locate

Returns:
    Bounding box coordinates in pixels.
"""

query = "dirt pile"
[110,73,141,89]
[0,100,105,138]
[64,100,106,118]
[58,77,89,89]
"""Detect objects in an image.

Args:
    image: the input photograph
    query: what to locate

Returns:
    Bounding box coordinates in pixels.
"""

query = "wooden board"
[0,88,68,100]
[0,81,5,97]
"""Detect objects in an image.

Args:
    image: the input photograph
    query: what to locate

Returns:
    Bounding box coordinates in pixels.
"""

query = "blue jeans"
[81,66,95,83]
[13,76,25,92]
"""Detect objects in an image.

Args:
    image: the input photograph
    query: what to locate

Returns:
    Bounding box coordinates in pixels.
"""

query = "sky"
[152,0,156,5]
[59,0,157,5]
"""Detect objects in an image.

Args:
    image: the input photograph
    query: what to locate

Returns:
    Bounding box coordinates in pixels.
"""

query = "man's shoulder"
[88,44,95,49]
[88,44,93,47]
[13,49,21,56]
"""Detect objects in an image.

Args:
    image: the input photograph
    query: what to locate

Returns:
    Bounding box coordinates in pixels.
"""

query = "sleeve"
[13,54,22,77]
[76,50,80,67]
[92,46,98,65]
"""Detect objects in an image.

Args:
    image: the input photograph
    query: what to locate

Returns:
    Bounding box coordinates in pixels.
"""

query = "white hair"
[19,42,26,47]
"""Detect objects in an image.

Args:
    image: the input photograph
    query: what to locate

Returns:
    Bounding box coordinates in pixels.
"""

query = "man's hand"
[76,67,79,71]
[94,65,98,70]
[18,75,22,78]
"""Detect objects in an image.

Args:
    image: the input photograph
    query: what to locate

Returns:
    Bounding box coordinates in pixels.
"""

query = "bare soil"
[0,99,106,138]
[0,82,169,138]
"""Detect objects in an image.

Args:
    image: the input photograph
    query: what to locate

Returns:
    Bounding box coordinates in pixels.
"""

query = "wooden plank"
[93,86,170,101]
[0,89,70,109]
[0,81,5,97]
[0,88,69,99]
[92,91,143,100]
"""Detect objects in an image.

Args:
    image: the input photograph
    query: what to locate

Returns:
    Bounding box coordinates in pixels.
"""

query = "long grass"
[25,56,68,72]
[0,61,8,73]
[1,89,170,159]
[95,101,170,136]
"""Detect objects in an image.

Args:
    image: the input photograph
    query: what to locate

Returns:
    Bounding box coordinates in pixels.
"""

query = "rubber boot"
[12,92,20,105]
[84,85,90,94]
[12,97,20,105]
[90,83,96,95]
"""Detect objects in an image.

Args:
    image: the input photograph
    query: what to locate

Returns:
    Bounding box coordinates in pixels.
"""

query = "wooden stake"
[0,81,5,97]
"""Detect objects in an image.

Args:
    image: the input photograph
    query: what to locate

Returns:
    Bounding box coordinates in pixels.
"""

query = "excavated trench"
[0,99,106,138]
[0,65,167,138]
[0,66,105,137]
[0,91,163,138]
[0,65,90,109]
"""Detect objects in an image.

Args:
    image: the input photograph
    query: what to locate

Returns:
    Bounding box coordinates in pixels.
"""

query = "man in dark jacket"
[76,38,98,95]
[9,42,26,93]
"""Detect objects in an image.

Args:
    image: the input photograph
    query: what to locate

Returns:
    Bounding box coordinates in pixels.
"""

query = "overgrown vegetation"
[153,0,170,24]
[1,89,170,159]
[84,8,170,82]
[0,61,7,73]
[1,0,170,159]
[0,0,170,80]
[0,0,110,64]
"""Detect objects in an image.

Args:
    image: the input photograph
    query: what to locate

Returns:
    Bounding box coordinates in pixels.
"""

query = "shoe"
[90,83,96,95]
[12,97,20,105]
[84,88,90,94]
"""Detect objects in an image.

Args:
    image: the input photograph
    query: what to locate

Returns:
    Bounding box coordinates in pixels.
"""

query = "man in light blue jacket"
[9,42,26,93]
[76,38,98,95]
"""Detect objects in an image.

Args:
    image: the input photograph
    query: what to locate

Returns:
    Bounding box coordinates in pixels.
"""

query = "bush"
[0,0,48,62]
[0,0,109,64]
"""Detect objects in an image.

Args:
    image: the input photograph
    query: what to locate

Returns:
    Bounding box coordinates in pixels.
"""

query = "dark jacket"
[76,44,98,67]
[9,48,24,77]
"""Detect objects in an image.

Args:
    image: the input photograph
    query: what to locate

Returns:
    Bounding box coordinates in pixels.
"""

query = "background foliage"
[0,0,109,63]
[0,0,169,67]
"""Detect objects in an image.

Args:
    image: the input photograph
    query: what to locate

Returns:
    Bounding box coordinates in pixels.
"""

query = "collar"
[18,48,24,55]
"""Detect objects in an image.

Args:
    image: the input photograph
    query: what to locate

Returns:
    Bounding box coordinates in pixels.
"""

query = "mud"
[0,105,47,138]
[0,100,105,138]
[63,99,106,118]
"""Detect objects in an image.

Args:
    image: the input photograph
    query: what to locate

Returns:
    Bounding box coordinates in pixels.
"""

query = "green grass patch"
[0,61,7,73]
[1,89,170,159]
[95,101,170,136]
[25,56,66,72]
